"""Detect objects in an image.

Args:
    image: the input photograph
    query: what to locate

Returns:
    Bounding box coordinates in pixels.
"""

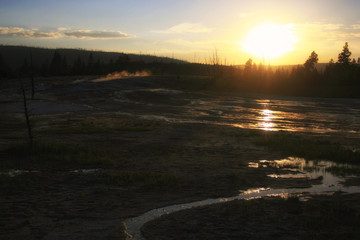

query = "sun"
[241,23,297,60]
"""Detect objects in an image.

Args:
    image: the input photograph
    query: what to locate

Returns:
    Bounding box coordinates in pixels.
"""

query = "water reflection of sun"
[259,109,276,131]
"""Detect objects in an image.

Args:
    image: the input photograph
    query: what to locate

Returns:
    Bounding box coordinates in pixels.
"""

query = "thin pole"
[30,51,35,99]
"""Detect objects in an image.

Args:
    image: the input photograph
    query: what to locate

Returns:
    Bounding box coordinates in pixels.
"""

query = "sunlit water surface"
[115,88,360,136]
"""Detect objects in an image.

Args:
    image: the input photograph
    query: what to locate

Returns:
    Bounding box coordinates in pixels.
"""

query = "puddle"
[248,162,259,168]
[263,157,359,186]
[123,157,360,240]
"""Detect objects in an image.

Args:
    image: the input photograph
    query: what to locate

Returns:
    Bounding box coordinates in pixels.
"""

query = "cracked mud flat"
[1,75,360,240]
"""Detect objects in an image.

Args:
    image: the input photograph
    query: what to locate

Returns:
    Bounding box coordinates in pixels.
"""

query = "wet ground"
[1,75,360,239]
[2,75,360,136]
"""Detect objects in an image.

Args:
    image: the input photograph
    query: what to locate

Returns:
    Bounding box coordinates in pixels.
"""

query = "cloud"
[153,23,213,34]
[0,27,25,35]
[0,26,133,39]
[14,31,63,39]
[64,30,131,39]
[351,24,360,30]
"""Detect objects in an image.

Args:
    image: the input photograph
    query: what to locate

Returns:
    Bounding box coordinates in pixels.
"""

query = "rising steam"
[93,70,151,82]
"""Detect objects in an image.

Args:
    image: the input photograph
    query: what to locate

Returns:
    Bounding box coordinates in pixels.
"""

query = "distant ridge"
[0,45,186,69]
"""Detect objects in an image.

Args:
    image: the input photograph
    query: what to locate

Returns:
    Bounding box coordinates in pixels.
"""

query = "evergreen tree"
[88,53,94,72]
[50,50,63,75]
[304,51,318,71]
[73,56,84,75]
[0,53,12,79]
[20,57,29,75]
[115,54,130,70]
[244,58,253,73]
[62,56,68,74]
[337,42,352,65]
[40,60,50,76]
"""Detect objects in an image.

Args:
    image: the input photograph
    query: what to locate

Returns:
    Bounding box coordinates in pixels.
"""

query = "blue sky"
[1,0,360,64]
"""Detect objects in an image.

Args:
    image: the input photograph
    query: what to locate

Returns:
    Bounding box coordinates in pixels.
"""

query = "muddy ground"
[1,75,359,239]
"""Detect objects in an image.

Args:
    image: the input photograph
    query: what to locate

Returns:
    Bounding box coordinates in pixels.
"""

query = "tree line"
[1,42,360,97]
[213,42,360,97]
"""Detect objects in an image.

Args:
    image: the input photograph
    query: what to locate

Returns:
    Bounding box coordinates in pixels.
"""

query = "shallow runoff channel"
[122,157,360,240]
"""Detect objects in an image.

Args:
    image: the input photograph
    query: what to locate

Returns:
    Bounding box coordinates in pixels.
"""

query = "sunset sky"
[1,0,360,65]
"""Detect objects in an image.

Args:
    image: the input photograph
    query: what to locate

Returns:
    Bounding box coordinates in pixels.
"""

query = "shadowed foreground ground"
[1,76,360,239]
[142,194,360,240]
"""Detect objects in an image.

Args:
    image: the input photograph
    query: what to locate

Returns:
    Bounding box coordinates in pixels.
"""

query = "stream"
[122,157,360,240]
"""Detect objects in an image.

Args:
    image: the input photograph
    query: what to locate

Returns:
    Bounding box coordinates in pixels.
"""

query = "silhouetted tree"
[62,56,68,74]
[0,53,13,79]
[19,57,29,75]
[115,54,130,70]
[252,62,257,72]
[50,50,63,75]
[338,42,352,65]
[304,51,318,71]
[40,61,50,76]
[244,58,253,73]
[87,53,94,74]
[72,56,85,75]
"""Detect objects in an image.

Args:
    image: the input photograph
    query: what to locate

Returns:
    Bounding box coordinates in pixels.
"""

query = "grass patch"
[256,132,360,164]
[0,141,113,170]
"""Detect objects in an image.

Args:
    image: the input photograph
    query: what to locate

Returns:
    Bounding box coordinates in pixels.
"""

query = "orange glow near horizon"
[241,23,298,62]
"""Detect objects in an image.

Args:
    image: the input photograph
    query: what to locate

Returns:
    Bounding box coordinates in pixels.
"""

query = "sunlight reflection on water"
[115,88,360,136]
[250,157,360,188]
[257,109,276,131]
